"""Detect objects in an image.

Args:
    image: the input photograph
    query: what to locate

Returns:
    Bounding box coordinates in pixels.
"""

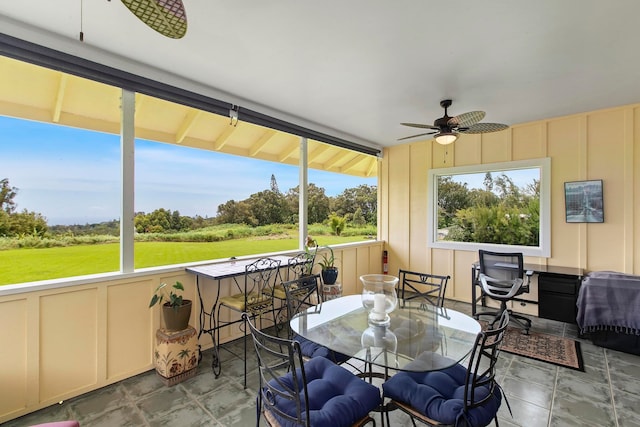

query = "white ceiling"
[2,0,640,149]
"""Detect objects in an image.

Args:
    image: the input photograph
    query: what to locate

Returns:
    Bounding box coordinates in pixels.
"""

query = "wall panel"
[512,124,545,160]
[39,288,98,402]
[0,298,28,416]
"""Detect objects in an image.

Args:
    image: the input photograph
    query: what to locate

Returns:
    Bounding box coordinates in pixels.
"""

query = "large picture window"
[427,158,550,257]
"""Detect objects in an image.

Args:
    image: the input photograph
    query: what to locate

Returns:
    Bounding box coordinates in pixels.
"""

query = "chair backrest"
[463,309,509,411]
[245,258,281,311]
[478,250,524,282]
[398,269,450,308]
[243,313,310,426]
[282,274,321,337]
[287,252,314,280]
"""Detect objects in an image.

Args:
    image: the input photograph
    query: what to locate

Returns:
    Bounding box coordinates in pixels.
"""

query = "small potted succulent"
[149,281,192,331]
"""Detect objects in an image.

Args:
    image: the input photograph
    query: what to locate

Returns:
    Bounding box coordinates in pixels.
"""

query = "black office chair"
[397,269,450,309]
[243,313,381,427]
[382,310,510,427]
[477,249,532,334]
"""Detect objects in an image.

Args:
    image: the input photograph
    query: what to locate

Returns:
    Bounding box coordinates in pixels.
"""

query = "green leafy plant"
[149,281,185,311]
[317,245,336,270]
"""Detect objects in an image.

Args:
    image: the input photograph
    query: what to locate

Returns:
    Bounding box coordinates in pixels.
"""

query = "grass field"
[0,234,365,285]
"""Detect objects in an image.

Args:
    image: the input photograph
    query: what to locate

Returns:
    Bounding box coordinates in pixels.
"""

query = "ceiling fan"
[120,0,188,39]
[399,99,509,144]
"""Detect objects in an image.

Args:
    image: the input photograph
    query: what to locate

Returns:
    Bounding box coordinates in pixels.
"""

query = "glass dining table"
[290,294,481,373]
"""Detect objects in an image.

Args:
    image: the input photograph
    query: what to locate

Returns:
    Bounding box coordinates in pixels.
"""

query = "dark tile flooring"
[5,301,640,427]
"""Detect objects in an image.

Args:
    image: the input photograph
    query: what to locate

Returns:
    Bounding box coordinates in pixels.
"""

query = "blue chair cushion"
[266,356,381,427]
[383,352,501,427]
[294,333,351,364]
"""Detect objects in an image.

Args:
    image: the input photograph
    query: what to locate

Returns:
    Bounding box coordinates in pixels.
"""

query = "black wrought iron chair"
[216,257,281,388]
[265,252,314,330]
[282,274,350,364]
[477,250,532,334]
[382,310,510,427]
[243,313,381,427]
[397,269,450,309]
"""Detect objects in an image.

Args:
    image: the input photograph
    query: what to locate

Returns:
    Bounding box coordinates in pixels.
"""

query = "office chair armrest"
[479,274,524,299]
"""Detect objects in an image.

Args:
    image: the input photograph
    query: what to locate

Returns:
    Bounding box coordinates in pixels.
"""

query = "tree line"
[438,172,540,246]
[1,176,377,238]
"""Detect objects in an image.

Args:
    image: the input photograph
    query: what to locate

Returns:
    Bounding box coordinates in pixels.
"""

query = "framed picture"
[564,180,604,223]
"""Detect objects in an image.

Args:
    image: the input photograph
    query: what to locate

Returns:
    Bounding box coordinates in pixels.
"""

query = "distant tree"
[134,208,191,233]
[437,176,471,227]
[7,209,48,237]
[332,185,377,224]
[1,178,18,214]
[270,174,280,193]
[247,190,289,225]
[285,184,331,224]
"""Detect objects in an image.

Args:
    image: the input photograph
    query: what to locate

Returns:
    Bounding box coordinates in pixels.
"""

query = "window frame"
[427,157,551,257]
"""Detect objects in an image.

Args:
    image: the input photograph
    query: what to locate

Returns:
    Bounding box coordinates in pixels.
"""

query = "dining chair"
[397,269,450,309]
[243,313,381,427]
[382,310,510,427]
[266,252,314,331]
[282,274,350,364]
[477,249,532,334]
[216,257,281,388]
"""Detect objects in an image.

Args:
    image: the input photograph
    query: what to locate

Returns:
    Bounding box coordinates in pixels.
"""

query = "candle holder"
[360,274,398,326]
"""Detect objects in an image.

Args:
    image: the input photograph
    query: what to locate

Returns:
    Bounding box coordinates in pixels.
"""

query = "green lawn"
[0,235,364,285]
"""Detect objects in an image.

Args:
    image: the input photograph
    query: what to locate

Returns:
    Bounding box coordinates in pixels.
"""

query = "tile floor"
[5,300,640,427]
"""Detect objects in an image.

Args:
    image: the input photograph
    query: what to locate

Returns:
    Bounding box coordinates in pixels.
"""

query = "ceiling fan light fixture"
[435,132,458,145]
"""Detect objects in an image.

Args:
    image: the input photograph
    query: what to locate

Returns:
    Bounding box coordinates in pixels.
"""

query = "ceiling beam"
[249,129,277,156]
[339,154,366,173]
[308,144,331,163]
[212,124,237,150]
[175,109,201,144]
[365,157,378,177]
[323,151,346,169]
[52,73,67,123]
[278,140,300,162]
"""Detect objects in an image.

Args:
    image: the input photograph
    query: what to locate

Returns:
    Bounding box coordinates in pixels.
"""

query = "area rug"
[481,322,584,371]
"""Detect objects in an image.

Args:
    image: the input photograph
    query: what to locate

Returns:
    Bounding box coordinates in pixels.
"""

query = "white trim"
[427,158,551,257]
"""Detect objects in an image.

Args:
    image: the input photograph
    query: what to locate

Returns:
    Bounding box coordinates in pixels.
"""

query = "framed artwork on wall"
[564,180,604,223]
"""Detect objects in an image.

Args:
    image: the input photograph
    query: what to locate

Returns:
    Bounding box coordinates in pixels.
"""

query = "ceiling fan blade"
[121,0,188,39]
[460,122,509,134]
[398,131,437,141]
[448,111,485,128]
[400,122,440,130]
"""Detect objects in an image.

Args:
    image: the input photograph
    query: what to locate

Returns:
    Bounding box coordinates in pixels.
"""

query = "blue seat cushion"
[294,333,351,364]
[266,356,381,427]
[383,352,501,427]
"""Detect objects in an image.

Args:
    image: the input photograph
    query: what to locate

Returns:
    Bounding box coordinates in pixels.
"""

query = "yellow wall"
[381,103,640,302]
[0,242,383,423]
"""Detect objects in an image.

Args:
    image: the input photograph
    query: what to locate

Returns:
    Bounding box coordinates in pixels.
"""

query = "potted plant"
[149,281,192,331]
[318,245,339,285]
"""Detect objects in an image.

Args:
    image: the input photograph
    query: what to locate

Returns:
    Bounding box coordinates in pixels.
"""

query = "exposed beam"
[323,151,346,169]
[213,124,237,150]
[278,140,300,162]
[176,109,201,144]
[52,73,67,123]
[134,93,145,119]
[365,157,378,177]
[249,129,277,156]
[339,153,366,173]
[308,144,331,163]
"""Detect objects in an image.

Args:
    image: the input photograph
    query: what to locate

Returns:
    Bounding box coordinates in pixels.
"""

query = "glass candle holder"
[360,274,398,325]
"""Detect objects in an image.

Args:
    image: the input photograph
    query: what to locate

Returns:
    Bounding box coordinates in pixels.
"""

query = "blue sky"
[0,116,376,225]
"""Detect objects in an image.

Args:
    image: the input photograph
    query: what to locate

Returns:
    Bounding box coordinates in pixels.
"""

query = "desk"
[186,255,293,377]
[290,295,480,373]
[471,262,584,323]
